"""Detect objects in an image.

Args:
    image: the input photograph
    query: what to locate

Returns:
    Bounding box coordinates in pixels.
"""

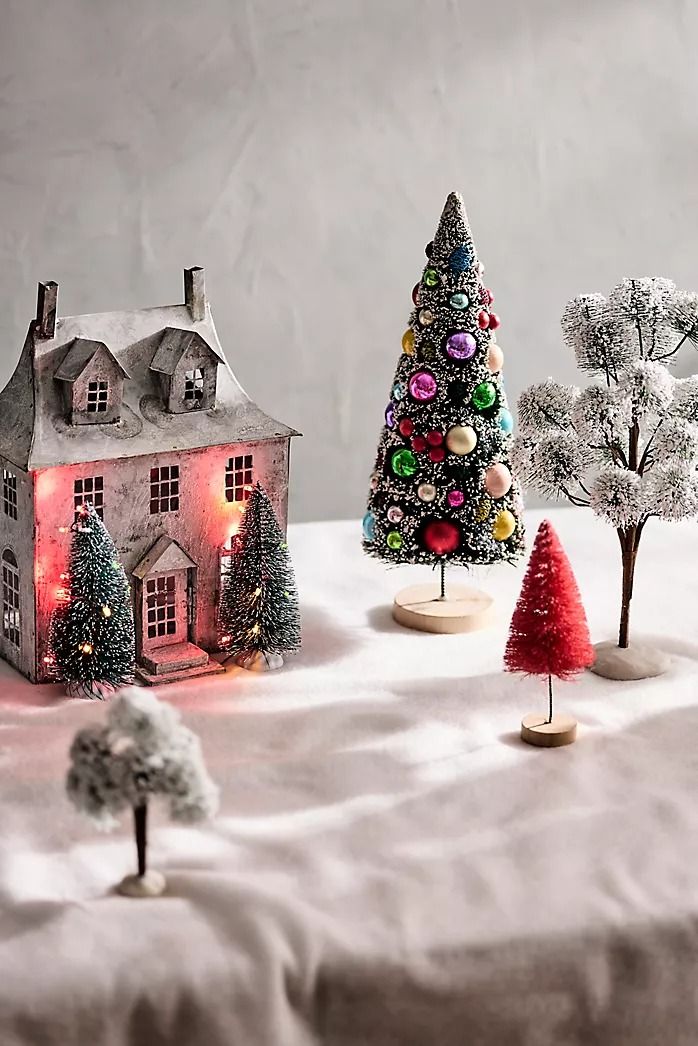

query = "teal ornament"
[392,382,406,401]
[499,408,514,434]
[362,512,376,542]
[449,292,469,310]
[448,246,471,273]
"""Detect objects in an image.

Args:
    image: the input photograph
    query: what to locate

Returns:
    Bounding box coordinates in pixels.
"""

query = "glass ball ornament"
[385,403,396,428]
[409,371,438,402]
[418,308,435,327]
[487,343,504,373]
[444,331,477,361]
[499,408,514,434]
[402,329,415,355]
[426,430,443,447]
[447,489,465,508]
[429,447,445,463]
[387,505,404,524]
[370,473,379,491]
[411,435,427,453]
[472,382,496,411]
[477,310,490,330]
[446,425,477,455]
[417,483,437,503]
[423,268,439,287]
[398,418,414,438]
[448,245,471,273]
[485,463,513,499]
[391,448,418,478]
[386,531,403,550]
[392,381,406,401]
[449,292,469,310]
[493,509,516,541]
[362,512,376,542]
[488,312,501,331]
[423,520,461,555]
[411,284,421,306]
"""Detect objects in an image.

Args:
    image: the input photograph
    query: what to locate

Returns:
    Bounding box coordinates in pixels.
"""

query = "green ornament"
[423,268,439,287]
[472,381,496,411]
[391,448,418,478]
[386,531,403,550]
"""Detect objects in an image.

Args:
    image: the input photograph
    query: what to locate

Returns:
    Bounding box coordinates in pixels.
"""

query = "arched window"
[2,549,20,647]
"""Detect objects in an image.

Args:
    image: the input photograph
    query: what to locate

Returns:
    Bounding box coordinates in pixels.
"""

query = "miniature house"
[0,268,299,684]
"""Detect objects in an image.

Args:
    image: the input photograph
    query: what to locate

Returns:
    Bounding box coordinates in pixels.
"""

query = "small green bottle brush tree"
[218,482,301,671]
[47,503,135,699]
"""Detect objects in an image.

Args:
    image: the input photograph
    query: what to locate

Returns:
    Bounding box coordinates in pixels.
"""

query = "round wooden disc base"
[521,713,577,748]
[234,650,284,672]
[392,584,495,635]
[116,870,167,898]
[590,640,671,681]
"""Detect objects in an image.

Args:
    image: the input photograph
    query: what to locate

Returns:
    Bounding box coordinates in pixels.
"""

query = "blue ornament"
[392,382,406,401]
[449,292,469,310]
[499,408,514,435]
[448,245,471,273]
[362,512,376,542]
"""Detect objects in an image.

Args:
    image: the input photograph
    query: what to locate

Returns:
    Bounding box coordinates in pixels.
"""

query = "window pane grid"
[150,465,180,514]
[225,454,253,503]
[86,380,109,414]
[74,476,104,521]
[146,574,177,638]
[2,553,20,647]
[184,369,204,402]
[2,469,17,520]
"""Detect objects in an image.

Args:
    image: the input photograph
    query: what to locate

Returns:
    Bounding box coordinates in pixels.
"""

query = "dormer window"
[55,339,129,426]
[150,328,222,414]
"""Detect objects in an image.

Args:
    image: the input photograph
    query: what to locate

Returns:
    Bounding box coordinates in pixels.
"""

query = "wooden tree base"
[590,641,671,681]
[392,584,495,635]
[521,712,577,748]
[116,870,167,897]
[234,649,284,672]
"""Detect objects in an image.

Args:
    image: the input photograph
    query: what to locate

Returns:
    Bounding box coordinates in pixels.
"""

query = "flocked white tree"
[67,687,219,896]
[512,278,698,663]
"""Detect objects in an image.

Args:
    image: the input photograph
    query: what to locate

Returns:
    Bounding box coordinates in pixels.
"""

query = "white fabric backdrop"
[1,508,698,1044]
[1,1,697,521]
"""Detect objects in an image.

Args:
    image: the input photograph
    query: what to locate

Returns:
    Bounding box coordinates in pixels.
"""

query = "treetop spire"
[431,191,478,270]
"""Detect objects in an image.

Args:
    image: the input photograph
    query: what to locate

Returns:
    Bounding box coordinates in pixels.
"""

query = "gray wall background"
[1,0,696,523]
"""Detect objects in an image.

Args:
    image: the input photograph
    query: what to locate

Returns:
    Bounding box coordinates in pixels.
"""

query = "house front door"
[143,571,188,651]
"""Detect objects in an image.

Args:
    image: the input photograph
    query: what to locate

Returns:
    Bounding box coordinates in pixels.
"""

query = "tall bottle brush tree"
[511,278,698,674]
[218,482,301,671]
[48,503,135,698]
[363,191,524,597]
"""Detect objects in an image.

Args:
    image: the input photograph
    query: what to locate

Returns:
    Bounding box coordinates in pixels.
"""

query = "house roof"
[150,328,223,376]
[0,299,299,471]
[55,338,131,383]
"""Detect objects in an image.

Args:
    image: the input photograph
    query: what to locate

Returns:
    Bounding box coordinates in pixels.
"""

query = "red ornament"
[411,435,427,453]
[428,447,445,463]
[398,418,414,438]
[505,520,594,680]
[423,520,461,555]
[477,309,490,330]
[488,312,501,330]
[486,288,494,304]
[426,430,443,447]
[412,283,421,306]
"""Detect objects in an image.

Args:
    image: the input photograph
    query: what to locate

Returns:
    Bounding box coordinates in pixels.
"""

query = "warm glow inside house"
[0,268,298,684]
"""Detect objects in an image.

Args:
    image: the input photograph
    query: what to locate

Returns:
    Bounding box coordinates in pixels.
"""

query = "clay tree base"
[590,640,671,681]
[392,583,495,635]
[521,713,577,748]
[116,870,167,898]
[234,649,284,672]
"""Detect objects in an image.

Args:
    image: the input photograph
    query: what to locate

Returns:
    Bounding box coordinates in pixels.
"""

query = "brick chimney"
[36,281,58,338]
[184,266,206,322]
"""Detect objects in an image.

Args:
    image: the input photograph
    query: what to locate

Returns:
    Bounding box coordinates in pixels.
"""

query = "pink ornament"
[409,371,438,402]
[447,490,465,508]
[487,343,504,373]
[485,463,512,499]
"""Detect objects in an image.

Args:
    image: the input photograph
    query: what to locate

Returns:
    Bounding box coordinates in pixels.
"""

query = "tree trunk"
[618,528,641,649]
[547,674,553,725]
[439,562,446,601]
[134,803,148,878]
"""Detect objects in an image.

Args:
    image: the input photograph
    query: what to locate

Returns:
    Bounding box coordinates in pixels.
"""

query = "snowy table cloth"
[2,508,698,1046]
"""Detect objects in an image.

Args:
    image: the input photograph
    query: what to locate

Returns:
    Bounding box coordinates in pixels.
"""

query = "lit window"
[184,369,204,402]
[150,465,180,514]
[2,549,20,648]
[86,380,109,413]
[146,575,177,639]
[225,454,253,503]
[2,469,17,520]
[74,476,104,522]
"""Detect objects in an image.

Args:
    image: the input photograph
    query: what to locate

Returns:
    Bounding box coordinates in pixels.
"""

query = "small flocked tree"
[363,192,524,594]
[512,279,698,664]
[48,503,135,699]
[505,520,594,727]
[218,482,301,671]
[67,687,219,897]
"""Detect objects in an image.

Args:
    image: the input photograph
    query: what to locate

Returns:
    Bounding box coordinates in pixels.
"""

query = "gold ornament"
[401,329,415,355]
[493,509,516,541]
[475,497,492,522]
